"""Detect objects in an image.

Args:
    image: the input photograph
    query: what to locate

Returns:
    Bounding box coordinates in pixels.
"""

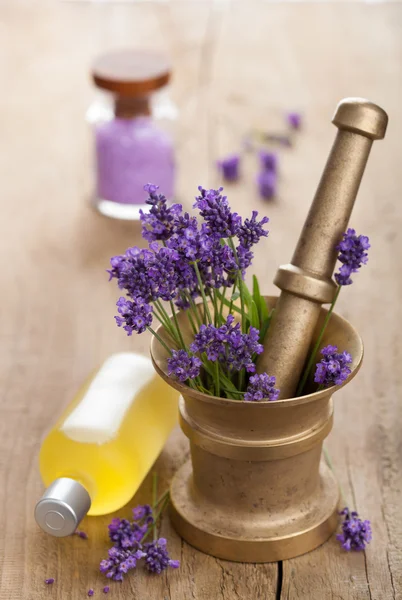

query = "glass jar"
[87,50,177,220]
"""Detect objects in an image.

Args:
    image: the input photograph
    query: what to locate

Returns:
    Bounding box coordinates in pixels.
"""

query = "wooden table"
[1,1,401,598]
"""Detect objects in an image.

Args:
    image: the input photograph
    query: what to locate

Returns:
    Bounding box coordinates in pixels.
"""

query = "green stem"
[152,306,179,345]
[189,295,202,328]
[141,496,170,544]
[186,309,198,336]
[169,300,186,349]
[228,238,246,333]
[219,286,227,323]
[193,262,213,324]
[214,360,220,397]
[147,327,172,355]
[297,286,341,396]
[152,473,158,541]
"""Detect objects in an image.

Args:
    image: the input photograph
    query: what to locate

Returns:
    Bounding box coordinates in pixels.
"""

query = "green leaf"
[252,274,269,323]
[231,291,241,301]
[250,299,260,330]
[252,275,261,302]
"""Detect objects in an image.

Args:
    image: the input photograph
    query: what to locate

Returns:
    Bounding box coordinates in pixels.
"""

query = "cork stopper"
[92,49,171,97]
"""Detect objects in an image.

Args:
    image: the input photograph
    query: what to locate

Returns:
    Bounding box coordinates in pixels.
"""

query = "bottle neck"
[114,95,151,119]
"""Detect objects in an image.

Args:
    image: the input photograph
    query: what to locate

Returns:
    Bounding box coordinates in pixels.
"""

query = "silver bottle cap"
[35,478,91,537]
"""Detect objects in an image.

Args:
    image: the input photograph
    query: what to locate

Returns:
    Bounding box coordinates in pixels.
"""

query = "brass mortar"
[151,297,363,562]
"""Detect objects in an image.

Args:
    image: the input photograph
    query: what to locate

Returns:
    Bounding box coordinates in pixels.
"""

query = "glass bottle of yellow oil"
[35,353,179,537]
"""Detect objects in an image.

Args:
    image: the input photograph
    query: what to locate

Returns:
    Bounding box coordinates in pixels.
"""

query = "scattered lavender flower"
[100,547,145,582]
[335,229,370,286]
[244,373,280,401]
[115,297,153,335]
[108,517,143,549]
[259,150,278,173]
[88,590,94,597]
[103,587,110,594]
[194,186,242,239]
[167,350,202,382]
[256,171,277,200]
[45,578,55,585]
[75,530,88,540]
[190,315,263,373]
[144,538,180,574]
[216,154,241,182]
[140,184,182,242]
[337,508,372,551]
[314,345,352,388]
[287,112,302,130]
[238,211,269,250]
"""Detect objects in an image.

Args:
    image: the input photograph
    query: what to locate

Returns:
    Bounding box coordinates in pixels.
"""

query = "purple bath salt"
[95,117,175,206]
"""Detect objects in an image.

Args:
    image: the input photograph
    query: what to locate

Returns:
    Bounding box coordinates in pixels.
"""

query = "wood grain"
[0,1,401,599]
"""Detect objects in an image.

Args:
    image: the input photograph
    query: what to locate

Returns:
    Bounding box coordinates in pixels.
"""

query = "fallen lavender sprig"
[99,477,179,584]
[337,508,372,551]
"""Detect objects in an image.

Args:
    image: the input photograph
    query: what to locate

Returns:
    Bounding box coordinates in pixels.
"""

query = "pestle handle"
[257,98,388,399]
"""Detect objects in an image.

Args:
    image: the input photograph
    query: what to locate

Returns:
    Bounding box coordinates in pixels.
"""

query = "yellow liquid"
[39,356,179,515]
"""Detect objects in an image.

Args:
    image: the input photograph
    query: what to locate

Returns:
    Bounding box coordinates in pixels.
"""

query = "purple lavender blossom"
[132,504,152,521]
[216,154,241,182]
[287,112,302,130]
[103,587,110,594]
[194,186,242,239]
[335,229,370,286]
[236,244,254,275]
[238,211,269,250]
[75,530,88,540]
[108,518,139,549]
[258,150,278,173]
[144,538,180,574]
[147,244,179,302]
[88,590,94,597]
[314,345,352,387]
[244,373,280,401]
[167,350,202,382]
[190,315,263,373]
[115,297,153,335]
[168,212,211,263]
[100,546,145,582]
[337,508,372,551]
[45,578,55,585]
[108,246,155,302]
[140,184,182,243]
[256,171,277,200]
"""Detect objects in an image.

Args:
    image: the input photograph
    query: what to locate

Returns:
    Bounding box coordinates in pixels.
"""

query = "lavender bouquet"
[109,185,370,402]
[109,183,279,401]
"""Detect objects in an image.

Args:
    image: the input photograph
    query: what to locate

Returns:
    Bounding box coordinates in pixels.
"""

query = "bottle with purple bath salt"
[87,49,177,220]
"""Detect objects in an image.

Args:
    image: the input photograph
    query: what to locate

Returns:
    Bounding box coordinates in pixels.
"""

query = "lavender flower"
[190,316,263,373]
[100,547,145,582]
[256,171,277,200]
[237,211,269,250]
[259,150,278,173]
[194,186,241,239]
[144,538,180,574]
[244,373,280,401]
[88,590,94,597]
[167,350,202,382]
[132,504,152,521]
[108,246,155,302]
[75,530,88,540]
[103,587,110,594]
[216,154,240,182]
[314,345,352,388]
[337,508,372,551]
[140,184,182,242]
[147,244,179,301]
[236,244,254,275]
[335,229,370,286]
[108,518,139,549]
[45,578,55,585]
[115,297,153,335]
[287,112,302,130]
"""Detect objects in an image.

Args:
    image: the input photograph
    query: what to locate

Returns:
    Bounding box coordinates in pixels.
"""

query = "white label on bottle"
[60,353,155,444]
